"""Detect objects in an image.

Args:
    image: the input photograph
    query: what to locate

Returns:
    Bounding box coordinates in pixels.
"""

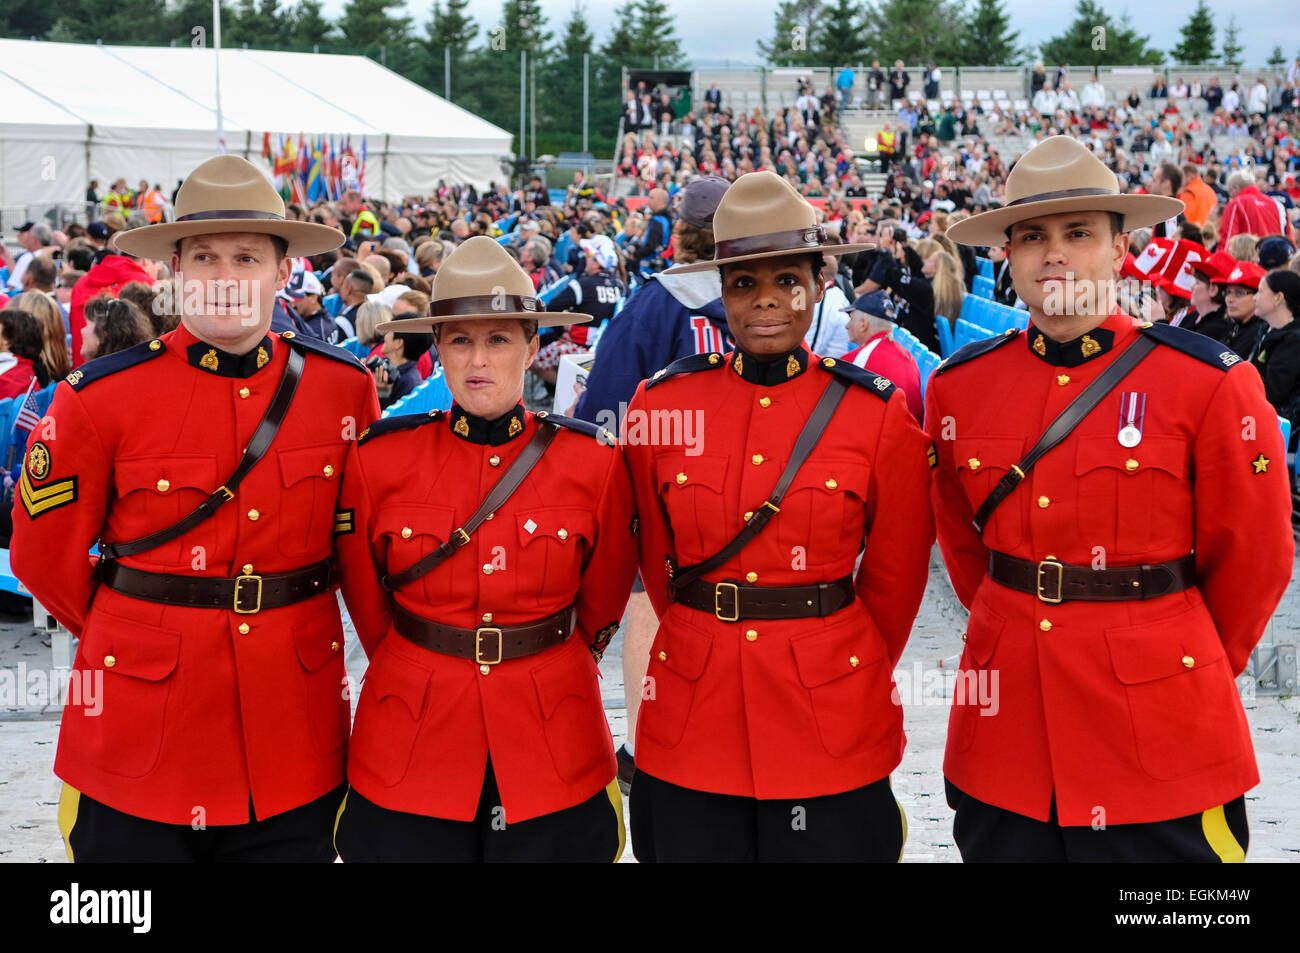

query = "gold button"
[323,464,335,478]
[482,564,493,575]
[1057,374,1070,386]
[479,664,491,675]
[708,353,721,364]
[822,358,835,368]
[743,511,753,521]
[675,472,687,484]
[482,612,493,623]
[1182,655,1195,668]
[657,650,667,662]
[825,478,837,490]
[242,563,254,575]
[104,655,116,668]
[745,571,758,583]
[751,454,764,466]
[239,387,251,399]
[1125,458,1138,472]
[1039,619,1052,631]
[401,526,413,539]
[149,340,162,351]
[155,478,170,492]
[745,629,758,642]
[961,633,968,642]
[759,396,771,408]
[489,455,501,467]
[282,331,295,339]
[849,655,860,668]
[557,528,569,540]
[1037,496,1049,508]
[238,623,250,634]
[331,641,340,653]
[247,508,260,520]
[967,458,981,471]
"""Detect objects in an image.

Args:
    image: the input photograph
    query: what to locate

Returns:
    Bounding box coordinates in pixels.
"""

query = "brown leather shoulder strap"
[972,334,1156,535]
[381,420,559,591]
[100,345,307,560]
[668,377,850,596]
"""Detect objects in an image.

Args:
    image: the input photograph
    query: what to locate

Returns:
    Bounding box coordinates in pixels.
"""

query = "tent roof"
[0,38,510,142]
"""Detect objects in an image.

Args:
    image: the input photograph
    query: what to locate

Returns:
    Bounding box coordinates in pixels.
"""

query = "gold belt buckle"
[1036,558,1064,604]
[451,528,471,547]
[475,627,503,665]
[714,581,740,622]
[233,574,263,614]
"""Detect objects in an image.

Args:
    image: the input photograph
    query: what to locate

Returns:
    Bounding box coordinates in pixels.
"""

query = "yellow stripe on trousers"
[1201,804,1245,863]
[332,788,350,860]
[606,779,626,863]
[58,783,81,863]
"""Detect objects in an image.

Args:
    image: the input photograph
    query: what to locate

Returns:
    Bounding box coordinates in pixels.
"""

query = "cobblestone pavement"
[3,546,1297,863]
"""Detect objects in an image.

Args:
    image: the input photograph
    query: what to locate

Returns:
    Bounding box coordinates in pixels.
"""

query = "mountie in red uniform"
[11,324,379,827]
[333,404,638,825]
[623,345,935,801]
[926,310,1294,828]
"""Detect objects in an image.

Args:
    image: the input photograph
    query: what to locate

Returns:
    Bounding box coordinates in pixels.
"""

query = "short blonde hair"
[355,300,391,346]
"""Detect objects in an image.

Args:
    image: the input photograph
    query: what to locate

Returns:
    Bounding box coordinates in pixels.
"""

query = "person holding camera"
[370,292,432,411]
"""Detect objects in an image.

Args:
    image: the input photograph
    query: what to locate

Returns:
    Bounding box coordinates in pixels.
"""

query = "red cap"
[1211,260,1266,290]
[1189,249,1237,282]
[1123,237,1174,281]
[1152,240,1210,299]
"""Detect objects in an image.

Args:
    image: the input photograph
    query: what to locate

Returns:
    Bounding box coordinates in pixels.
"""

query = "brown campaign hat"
[114,155,344,260]
[664,170,874,274]
[377,236,570,333]
[945,136,1184,248]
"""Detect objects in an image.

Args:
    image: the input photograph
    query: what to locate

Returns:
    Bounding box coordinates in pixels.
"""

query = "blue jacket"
[574,270,730,434]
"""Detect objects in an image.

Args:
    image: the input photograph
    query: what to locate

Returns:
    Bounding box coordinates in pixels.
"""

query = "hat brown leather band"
[1005,186,1117,207]
[714,226,828,260]
[391,602,573,664]
[672,575,855,622]
[989,551,1195,604]
[429,293,541,317]
[97,558,333,614]
[174,209,288,223]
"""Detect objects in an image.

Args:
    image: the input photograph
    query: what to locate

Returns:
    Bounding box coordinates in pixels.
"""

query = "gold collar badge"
[200,348,219,371]
[786,354,801,378]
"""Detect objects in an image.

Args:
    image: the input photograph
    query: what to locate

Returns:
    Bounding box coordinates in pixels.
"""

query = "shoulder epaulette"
[536,411,616,446]
[815,355,897,400]
[644,351,726,389]
[1137,321,1240,371]
[358,410,443,446]
[64,338,166,391]
[932,328,1019,377]
[281,331,370,374]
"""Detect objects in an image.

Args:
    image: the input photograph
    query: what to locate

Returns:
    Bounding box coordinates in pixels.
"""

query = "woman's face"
[1223,284,1256,321]
[81,317,99,360]
[721,253,822,357]
[1190,276,1216,315]
[1254,281,1286,325]
[438,319,538,420]
[922,252,940,278]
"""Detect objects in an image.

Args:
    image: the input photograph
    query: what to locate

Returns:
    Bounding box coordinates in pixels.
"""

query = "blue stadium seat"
[973,275,994,299]
[339,337,371,361]
[935,314,955,357]
[976,257,993,280]
[384,369,453,417]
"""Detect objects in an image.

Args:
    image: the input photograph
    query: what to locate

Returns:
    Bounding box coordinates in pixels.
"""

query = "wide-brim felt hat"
[377,236,570,333]
[664,170,874,274]
[946,136,1185,248]
[114,155,344,260]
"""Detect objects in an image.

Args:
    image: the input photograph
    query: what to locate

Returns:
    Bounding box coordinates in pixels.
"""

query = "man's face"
[291,293,320,317]
[20,230,39,252]
[721,253,823,357]
[173,232,289,350]
[1005,211,1126,321]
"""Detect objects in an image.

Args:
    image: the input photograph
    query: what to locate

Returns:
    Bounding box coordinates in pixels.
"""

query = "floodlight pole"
[213,0,226,154]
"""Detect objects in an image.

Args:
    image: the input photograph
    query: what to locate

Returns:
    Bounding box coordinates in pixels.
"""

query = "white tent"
[0,38,513,209]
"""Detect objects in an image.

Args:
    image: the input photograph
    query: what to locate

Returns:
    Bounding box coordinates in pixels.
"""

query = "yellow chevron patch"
[333,509,355,536]
[19,468,78,519]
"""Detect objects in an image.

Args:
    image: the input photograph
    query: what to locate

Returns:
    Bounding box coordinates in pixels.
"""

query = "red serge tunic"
[623,345,935,798]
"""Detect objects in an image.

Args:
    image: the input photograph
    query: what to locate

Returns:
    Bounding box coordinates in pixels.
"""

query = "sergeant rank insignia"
[19,444,77,520]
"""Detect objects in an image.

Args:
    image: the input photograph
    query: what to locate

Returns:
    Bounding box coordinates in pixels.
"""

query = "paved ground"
[2,545,1297,862]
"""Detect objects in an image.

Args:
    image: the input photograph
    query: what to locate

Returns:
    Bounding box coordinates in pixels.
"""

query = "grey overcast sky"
[319,0,1298,66]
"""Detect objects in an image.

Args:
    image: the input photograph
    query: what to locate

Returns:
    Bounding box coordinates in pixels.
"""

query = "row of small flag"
[260,132,367,205]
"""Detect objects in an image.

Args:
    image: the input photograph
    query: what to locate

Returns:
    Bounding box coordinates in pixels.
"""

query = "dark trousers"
[945,779,1249,862]
[60,783,346,863]
[631,769,906,863]
[334,761,623,862]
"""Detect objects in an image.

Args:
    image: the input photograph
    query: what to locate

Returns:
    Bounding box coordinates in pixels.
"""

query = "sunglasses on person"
[390,311,424,319]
